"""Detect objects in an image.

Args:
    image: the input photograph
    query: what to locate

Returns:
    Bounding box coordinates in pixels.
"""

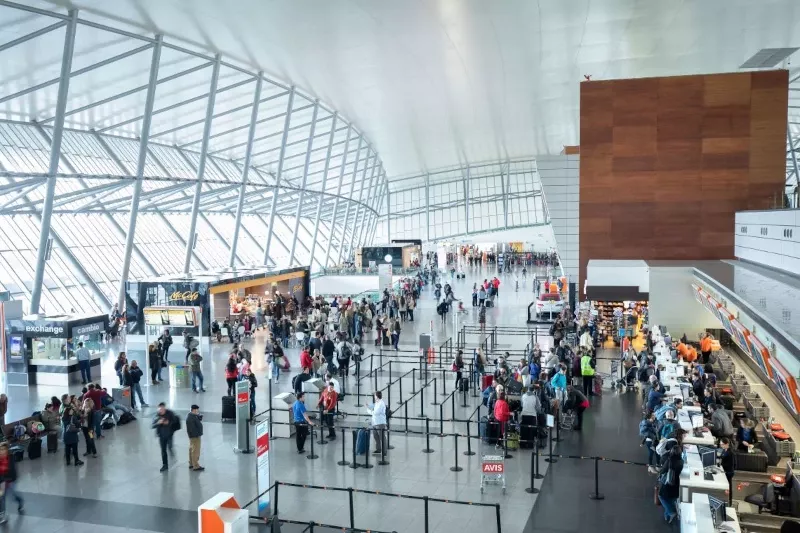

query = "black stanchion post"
[370,353,374,376]
[545,426,557,463]
[349,430,359,469]
[424,496,430,533]
[268,377,273,439]
[307,426,319,460]
[464,419,475,456]
[525,448,540,494]
[420,380,426,418]
[503,422,512,459]
[589,457,605,500]
[441,369,447,396]
[397,374,404,405]
[534,434,543,479]
[378,427,389,465]
[495,504,502,533]
[387,416,395,450]
[363,433,373,469]
[412,368,416,394]
[389,360,392,380]
[461,384,468,408]
[355,372,363,408]
[337,428,350,466]
[373,369,378,391]
[404,402,409,433]
[317,406,327,445]
[348,488,355,530]
[554,405,562,443]
[431,378,438,405]
[450,433,462,472]
[308,521,315,532]
[422,417,434,453]
[439,404,444,436]
[379,350,383,372]
[451,391,456,422]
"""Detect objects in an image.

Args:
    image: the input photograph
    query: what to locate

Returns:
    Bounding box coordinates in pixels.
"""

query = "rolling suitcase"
[46,431,58,453]
[720,394,735,412]
[28,437,42,459]
[520,415,536,449]
[356,428,370,455]
[483,417,500,445]
[221,396,236,421]
[459,379,469,392]
[593,375,603,396]
[734,449,768,472]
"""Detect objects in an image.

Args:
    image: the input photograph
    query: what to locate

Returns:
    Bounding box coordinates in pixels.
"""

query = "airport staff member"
[292,393,314,454]
[700,333,714,365]
[580,351,595,398]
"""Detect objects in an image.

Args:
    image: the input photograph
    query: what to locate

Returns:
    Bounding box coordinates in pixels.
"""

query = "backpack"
[117,412,136,425]
[170,415,181,432]
[656,437,676,456]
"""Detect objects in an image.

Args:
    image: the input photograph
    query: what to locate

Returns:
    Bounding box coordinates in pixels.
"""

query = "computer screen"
[681,386,691,402]
[708,495,725,526]
[691,414,704,429]
[698,445,717,468]
[676,365,685,377]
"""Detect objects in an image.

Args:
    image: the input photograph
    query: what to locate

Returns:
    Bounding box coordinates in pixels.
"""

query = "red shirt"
[300,350,313,370]
[492,279,500,288]
[494,399,511,424]
[85,389,105,411]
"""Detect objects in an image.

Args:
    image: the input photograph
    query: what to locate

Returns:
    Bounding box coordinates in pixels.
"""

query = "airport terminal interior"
[1,1,800,532]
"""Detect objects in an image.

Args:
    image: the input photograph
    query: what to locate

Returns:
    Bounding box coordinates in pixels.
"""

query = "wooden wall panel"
[579,70,788,294]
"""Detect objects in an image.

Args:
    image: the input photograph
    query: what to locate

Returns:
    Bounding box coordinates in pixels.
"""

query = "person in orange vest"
[700,333,713,365]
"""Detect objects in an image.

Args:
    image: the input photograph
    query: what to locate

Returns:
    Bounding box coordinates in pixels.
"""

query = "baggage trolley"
[479,443,506,494]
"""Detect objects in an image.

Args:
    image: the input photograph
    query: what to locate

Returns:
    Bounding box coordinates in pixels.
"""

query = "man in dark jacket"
[152,402,179,472]
[61,406,83,467]
[186,404,204,472]
[322,336,336,371]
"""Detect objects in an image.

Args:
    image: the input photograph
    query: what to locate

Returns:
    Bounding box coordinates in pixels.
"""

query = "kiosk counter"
[5,313,108,386]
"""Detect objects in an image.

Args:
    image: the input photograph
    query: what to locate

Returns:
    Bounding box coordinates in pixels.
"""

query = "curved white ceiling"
[26,0,800,177]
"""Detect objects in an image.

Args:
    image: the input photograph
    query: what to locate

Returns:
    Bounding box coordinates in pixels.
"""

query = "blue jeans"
[78,359,91,382]
[131,382,145,408]
[647,443,657,466]
[92,410,102,438]
[271,359,280,382]
[191,370,204,391]
[658,493,678,520]
[1,481,23,512]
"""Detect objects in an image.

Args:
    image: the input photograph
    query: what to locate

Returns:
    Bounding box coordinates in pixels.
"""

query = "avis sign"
[482,462,504,473]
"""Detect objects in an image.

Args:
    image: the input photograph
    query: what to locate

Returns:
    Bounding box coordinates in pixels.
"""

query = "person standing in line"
[367,391,388,455]
[61,405,83,467]
[292,392,314,454]
[453,350,465,390]
[407,296,415,322]
[478,285,487,307]
[0,443,23,521]
[127,361,148,409]
[188,348,206,393]
[240,368,257,421]
[185,404,204,472]
[317,381,338,440]
[149,344,161,385]
[75,342,92,384]
[580,350,595,398]
[391,318,401,351]
[153,402,179,473]
[159,329,173,362]
[657,442,684,524]
[225,354,239,396]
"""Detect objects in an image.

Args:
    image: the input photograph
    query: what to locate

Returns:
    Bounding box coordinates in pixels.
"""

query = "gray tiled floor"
[2,265,556,532]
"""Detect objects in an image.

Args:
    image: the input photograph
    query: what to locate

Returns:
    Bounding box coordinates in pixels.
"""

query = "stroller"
[615,364,639,391]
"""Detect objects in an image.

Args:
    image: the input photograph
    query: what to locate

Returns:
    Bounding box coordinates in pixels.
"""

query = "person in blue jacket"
[550,364,567,401]
[647,380,665,412]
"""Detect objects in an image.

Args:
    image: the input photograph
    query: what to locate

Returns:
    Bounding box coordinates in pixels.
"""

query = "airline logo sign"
[482,462,504,473]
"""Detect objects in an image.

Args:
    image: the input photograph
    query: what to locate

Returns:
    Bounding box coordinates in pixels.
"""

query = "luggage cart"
[480,446,506,494]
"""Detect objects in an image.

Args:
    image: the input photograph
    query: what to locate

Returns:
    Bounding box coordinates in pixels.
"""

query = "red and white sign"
[237,391,249,404]
[482,462,504,473]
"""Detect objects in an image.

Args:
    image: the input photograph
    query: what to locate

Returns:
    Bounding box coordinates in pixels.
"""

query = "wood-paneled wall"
[579,70,788,293]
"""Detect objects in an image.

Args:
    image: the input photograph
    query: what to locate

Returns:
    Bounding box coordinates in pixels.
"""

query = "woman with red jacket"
[225,354,239,396]
[493,391,511,436]
[299,347,313,372]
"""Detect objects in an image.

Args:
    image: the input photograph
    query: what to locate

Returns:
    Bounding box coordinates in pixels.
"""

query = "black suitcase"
[734,449,768,472]
[520,415,536,449]
[28,438,42,460]
[482,417,500,445]
[221,396,236,421]
[459,379,469,392]
[720,394,735,411]
[46,431,58,453]
[485,300,494,308]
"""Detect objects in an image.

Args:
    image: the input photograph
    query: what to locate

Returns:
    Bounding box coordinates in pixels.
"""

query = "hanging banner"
[256,420,271,517]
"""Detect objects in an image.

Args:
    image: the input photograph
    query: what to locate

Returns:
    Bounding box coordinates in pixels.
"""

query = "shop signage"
[255,420,271,517]
[23,324,64,335]
[169,291,200,302]
[72,322,104,336]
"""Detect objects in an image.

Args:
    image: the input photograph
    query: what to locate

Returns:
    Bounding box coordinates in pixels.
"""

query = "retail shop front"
[125,266,309,345]
[584,260,649,347]
[5,313,108,386]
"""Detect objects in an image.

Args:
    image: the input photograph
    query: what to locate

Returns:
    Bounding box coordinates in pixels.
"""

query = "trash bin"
[112,387,132,409]
[169,364,190,388]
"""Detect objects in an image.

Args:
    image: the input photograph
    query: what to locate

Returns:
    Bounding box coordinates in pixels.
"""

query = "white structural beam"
[263,87,295,265]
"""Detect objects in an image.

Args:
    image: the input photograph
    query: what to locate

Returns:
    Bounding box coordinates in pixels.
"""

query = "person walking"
[149,344,161,385]
[0,443,24,521]
[188,348,206,393]
[367,391,388,455]
[391,318,401,351]
[76,341,92,384]
[152,402,179,472]
[580,350,595,398]
[186,404,204,472]
[657,442,684,524]
[292,392,314,454]
[700,332,714,365]
[61,405,83,467]
[407,296,415,322]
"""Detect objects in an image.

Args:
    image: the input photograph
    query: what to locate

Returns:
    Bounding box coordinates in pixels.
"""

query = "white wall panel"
[538,154,579,278]
[735,210,800,276]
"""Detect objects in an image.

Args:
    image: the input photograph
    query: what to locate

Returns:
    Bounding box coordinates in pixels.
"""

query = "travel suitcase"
[28,437,42,460]
[720,394,735,412]
[593,375,603,396]
[520,415,536,449]
[459,379,469,392]
[221,396,236,421]
[46,431,58,453]
[484,418,500,445]
[485,300,494,308]
[734,449,768,472]
[356,428,370,455]
[481,375,493,391]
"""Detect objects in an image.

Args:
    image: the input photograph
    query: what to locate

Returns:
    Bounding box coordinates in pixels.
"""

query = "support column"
[338,144,367,264]
[308,113,339,269]
[30,9,78,314]
[324,133,359,267]
[367,177,386,245]
[425,173,430,242]
[229,74,263,267]
[183,54,221,273]
[386,187,391,243]
[500,165,508,229]
[263,87,296,265]
[289,101,319,266]
[464,165,470,236]
[347,151,373,258]
[354,160,379,253]
[116,36,162,308]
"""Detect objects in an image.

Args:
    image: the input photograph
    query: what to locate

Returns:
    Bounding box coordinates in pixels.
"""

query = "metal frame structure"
[0,1,388,315]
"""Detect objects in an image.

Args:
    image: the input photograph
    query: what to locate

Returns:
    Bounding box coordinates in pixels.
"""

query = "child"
[639,410,658,474]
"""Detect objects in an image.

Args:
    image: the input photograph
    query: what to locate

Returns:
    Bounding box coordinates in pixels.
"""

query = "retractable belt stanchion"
[317,406,327,445]
[307,426,318,460]
[378,428,389,466]
[348,488,355,530]
[546,426,557,463]
[412,368,416,394]
[431,378,439,405]
[589,457,605,500]
[373,369,378,391]
[461,383,468,408]
[439,403,444,436]
[423,496,430,533]
[419,380,426,418]
[534,433,543,479]
[363,434,373,469]
[525,434,540,494]
[355,371,364,408]
[387,416,395,450]
[464,419,475,456]
[349,430,359,469]
[440,369,447,396]
[422,417,434,453]
[450,433,462,472]
[397,373,404,405]
[337,428,350,466]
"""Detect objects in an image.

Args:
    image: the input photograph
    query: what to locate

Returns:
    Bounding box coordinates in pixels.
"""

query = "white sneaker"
[648,466,659,475]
